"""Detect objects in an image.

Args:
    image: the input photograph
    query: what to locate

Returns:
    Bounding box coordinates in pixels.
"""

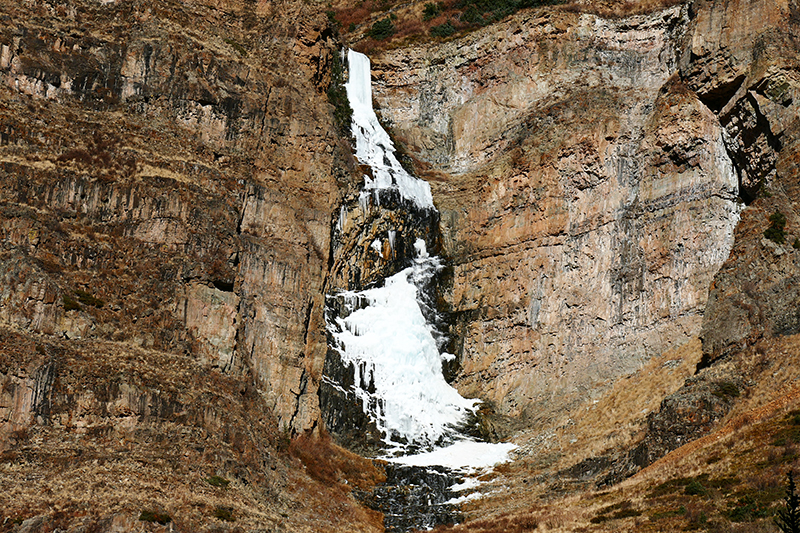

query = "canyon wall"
[369,0,800,432]
[0,0,348,438]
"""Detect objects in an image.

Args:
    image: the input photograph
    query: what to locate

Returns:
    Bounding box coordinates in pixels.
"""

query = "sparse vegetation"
[62,294,80,311]
[713,381,741,400]
[74,289,104,308]
[776,471,800,533]
[423,2,443,20]
[223,37,247,57]
[288,430,385,490]
[765,210,788,244]
[327,49,353,138]
[794,238,800,250]
[430,21,456,37]
[368,17,395,40]
[213,506,235,522]
[685,479,709,497]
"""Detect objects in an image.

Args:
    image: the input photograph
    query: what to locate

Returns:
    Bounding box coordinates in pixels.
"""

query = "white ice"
[389,440,518,473]
[346,49,434,210]
[332,253,479,452]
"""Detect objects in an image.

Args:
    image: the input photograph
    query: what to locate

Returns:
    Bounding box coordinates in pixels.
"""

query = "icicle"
[388,230,396,255]
[414,238,428,259]
[359,191,370,215]
[336,205,346,233]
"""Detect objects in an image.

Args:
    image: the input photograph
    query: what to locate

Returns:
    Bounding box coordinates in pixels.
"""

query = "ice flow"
[329,50,517,473]
[346,49,434,210]
[330,250,478,453]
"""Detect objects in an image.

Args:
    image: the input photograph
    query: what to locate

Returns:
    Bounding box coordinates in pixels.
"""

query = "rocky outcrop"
[369,5,742,427]
[690,0,800,364]
[0,0,387,530]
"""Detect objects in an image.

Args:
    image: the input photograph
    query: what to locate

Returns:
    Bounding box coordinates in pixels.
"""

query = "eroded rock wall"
[0,0,349,436]
[369,5,744,425]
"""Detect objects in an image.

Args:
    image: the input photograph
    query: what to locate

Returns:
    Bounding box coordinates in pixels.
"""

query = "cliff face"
[0,0,387,530]
[3,0,800,529]
[0,0,344,436]
[369,5,747,425]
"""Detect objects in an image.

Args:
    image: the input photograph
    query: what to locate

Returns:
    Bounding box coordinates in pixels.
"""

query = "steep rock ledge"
[0,0,351,434]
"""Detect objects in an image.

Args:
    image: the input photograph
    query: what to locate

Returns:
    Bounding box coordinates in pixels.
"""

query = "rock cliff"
[368,4,744,428]
[2,0,800,530]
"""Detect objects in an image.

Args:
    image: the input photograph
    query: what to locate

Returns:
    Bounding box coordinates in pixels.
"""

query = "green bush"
[213,506,235,522]
[765,211,787,244]
[776,471,800,533]
[430,21,455,37]
[423,2,442,20]
[139,510,171,524]
[368,18,395,40]
[206,475,230,488]
[74,289,104,308]
[456,0,561,27]
[63,294,80,311]
[685,480,708,497]
[327,49,352,137]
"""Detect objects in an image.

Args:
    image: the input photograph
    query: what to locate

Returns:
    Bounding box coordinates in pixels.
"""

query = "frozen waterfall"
[324,50,516,473]
[345,49,435,210]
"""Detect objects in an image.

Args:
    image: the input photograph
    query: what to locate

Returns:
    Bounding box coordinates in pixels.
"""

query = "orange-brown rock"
[369,5,743,428]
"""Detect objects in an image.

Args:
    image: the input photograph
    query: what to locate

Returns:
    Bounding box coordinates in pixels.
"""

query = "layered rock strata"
[369,5,743,427]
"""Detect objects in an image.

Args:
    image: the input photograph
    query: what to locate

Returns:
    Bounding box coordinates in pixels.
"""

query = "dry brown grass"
[559,0,685,18]
[438,333,800,532]
[289,429,386,491]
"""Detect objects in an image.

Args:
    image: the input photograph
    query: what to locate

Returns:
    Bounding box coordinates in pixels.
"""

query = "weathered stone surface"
[691,0,800,364]
[0,0,350,434]
[369,5,742,428]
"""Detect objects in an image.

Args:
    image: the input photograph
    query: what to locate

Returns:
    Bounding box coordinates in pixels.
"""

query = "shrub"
[62,294,80,311]
[765,211,787,244]
[139,510,171,524]
[793,238,800,250]
[206,475,230,488]
[74,290,104,308]
[223,37,247,57]
[776,471,800,533]
[685,480,708,497]
[368,18,395,40]
[327,50,352,138]
[712,381,740,400]
[430,21,455,37]
[213,506,235,522]
[423,2,442,20]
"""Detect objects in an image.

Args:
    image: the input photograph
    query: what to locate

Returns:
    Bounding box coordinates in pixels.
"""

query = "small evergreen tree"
[776,471,800,533]
[765,211,787,244]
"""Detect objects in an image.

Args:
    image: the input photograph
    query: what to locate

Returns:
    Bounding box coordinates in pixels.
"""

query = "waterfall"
[323,49,517,531]
[330,245,478,454]
[345,49,435,210]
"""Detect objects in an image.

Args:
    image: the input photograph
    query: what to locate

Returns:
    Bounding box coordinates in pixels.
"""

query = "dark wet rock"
[360,464,463,533]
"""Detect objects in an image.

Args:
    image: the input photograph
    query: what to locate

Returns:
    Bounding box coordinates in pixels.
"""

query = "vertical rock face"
[369,5,744,424]
[686,0,800,364]
[0,0,349,436]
